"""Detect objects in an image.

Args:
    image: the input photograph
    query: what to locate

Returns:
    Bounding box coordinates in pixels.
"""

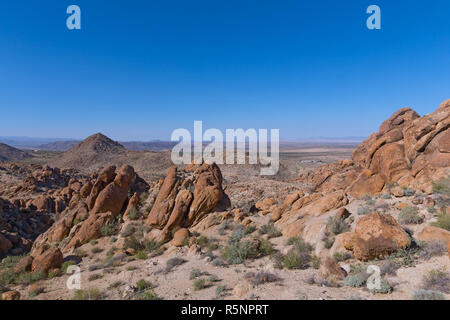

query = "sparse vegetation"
[258,222,282,238]
[413,289,445,300]
[100,223,116,236]
[326,216,350,235]
[244,271,281,285]
[72,288,104,300]
[431,212,450,231]
[193,278,207,291]
[282,237,314,270]
[420,269,450,293]
[398,206,423,224]
[370,278,393,294]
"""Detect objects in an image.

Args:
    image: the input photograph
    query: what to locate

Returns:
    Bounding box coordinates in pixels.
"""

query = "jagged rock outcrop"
[272,100,449,257]
[31,164,148,254]
[146,162,227,242]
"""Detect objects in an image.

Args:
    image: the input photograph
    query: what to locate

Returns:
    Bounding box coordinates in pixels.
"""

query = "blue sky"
[0,0,449,141]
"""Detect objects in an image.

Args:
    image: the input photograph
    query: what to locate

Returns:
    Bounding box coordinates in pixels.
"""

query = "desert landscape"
[0,100,449,301]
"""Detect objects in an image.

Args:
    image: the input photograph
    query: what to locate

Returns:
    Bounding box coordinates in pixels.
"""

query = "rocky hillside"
[0,100,449,301]
[50,133,126,169]
[0,143,31,162]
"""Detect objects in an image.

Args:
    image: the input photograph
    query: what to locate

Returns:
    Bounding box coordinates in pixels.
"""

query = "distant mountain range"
[0,135,365,152]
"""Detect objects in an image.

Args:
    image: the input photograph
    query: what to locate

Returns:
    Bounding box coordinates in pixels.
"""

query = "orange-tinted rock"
[123,192,139,221]
[91,165,135,216]
[1,291,20,300]
[187,163,224,225]
[31,246,64,273]
[351,212,410,261]
[336,207,351,220]
[146,166,180,228]
[416,226,450,247]
[171,228,189,247]
[63,211,114,252]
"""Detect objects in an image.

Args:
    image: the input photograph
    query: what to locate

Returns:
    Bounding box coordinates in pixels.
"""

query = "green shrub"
[91,247,103,254]
[431,213,450,231]
[398,206,423,224]
[344,274,366,288]
[136,279,154,292]
[137,290,159,300]
[135,250,147,260]
[432,177,450,196]
[402,188,415,196]
[326,216,350,235]
[216,285,228,297]
[126,208,139,220]
[222,240,259,264]
[190,268,209,280]
[370,279,393,294]
[333,251,351,262]
[72,288,103,300]
[323,237,335,249]
[193,278,206,291]
[258,222,282,238]
[258,237,275,256]
[121,224,135,237]
[100,223,116,236]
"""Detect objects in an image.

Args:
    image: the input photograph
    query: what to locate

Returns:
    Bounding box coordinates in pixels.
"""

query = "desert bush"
[72,288,103,300]
[357,205,372,215]
[326,216,350,235]
[432,177,450,196]
[222,240,259,264]
[333,251,351,262]
[258,237,275,256]
[412,289,445,300]
[218,221,231,235]
[61,260,75,274]
[137,290,159,300]
[215,285,228,297]
[419,241,447,259]
[402,188,415,196]
[136,279,154,292]
[91,247,103,254]
[190,268,209,280]
[100,223,116,236]
[323,237,335,249]
[258,222,282,238]
[211,257,227,267]
[282,237,314,270]
[344,274,366,288]
[165,257,186,272]
[431,213,450,231]
[420,269,450,293]
[108,281,122,290]
[244,271,281,286]
[193,278,207,291]
[135,250,147,260]
[126,208,139,220]
[398,206,423,224]
[88,273,103,281]
[89,240,98,245]
[370,278,393,294]
[231,225,247,241]
[120,224,135,237]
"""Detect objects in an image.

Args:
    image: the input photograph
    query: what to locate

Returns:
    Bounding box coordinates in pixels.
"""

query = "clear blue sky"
[1,0,449,141]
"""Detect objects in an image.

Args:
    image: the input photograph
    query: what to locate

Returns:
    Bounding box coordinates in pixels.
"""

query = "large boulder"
[31,246,64,273]
[91,165,135,216]
[187,163,224,225]
[146,166,180,228]
[350,212,410,261]
[416,226,450,247]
